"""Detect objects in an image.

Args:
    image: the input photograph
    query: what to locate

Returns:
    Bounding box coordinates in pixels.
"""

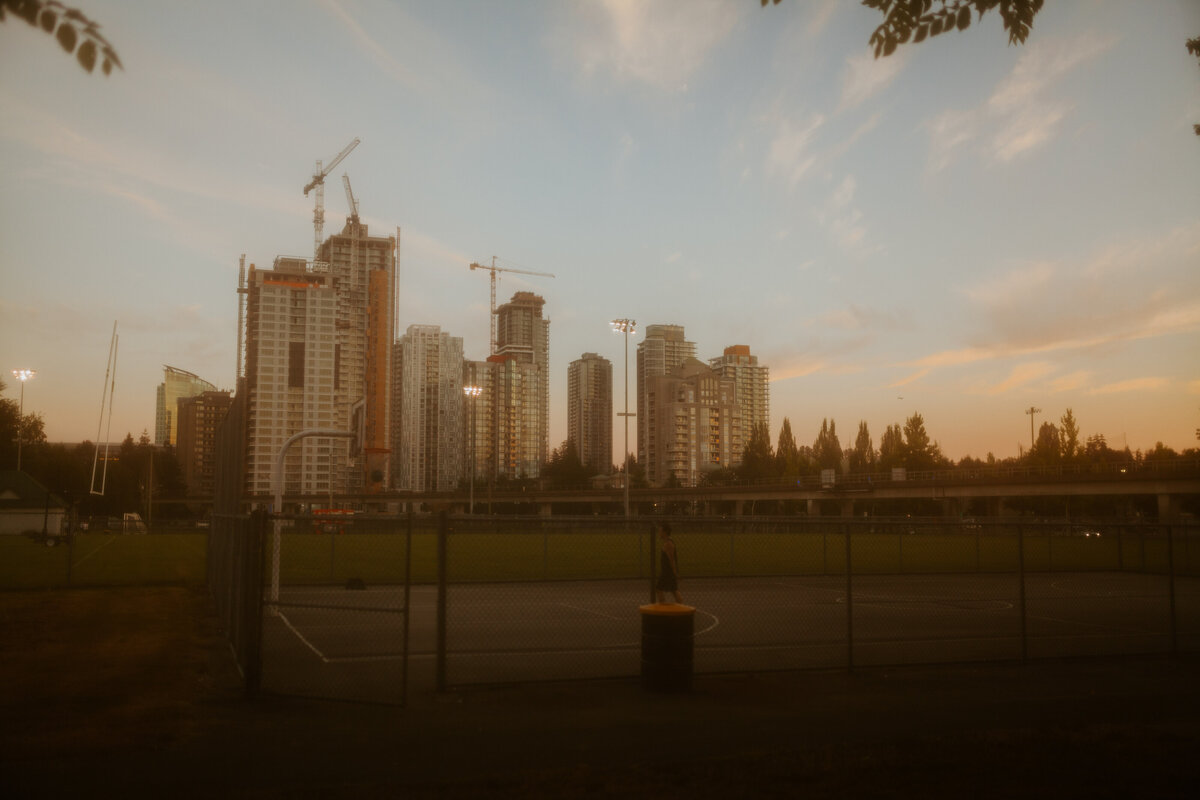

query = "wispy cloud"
[816,304,908,333]
[926,32,1115,171]
[765,112,825,187]
[1050,371,1090,393]
[893,222,1200,397]
[559,0,741,92]
[1090,377,1169,395]
[962,262,1055,306]
[1,93,301,221]
[320,0,422,91]
[320,0,492,117]
[816,175,881,258]
[803,0,840,40]
[983,362,1056,395]
[838,48,909,112]
[947,221,1200,360]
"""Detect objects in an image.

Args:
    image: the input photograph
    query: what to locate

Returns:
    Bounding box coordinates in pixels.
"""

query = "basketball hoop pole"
[270,429,354,607]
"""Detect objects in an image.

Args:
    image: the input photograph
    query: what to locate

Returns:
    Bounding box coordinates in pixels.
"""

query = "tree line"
[3,378,188,522]
[539,407,1198,491]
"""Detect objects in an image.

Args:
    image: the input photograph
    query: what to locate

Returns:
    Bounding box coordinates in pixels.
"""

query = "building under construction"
[238,219,395,498]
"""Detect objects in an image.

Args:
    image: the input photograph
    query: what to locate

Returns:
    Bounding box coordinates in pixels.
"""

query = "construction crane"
[469,257,555,355]
[342,173,359,225]
[303,137,360,260]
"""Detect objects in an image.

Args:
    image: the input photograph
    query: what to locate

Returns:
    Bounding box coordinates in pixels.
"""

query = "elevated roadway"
[257,461,1200,520]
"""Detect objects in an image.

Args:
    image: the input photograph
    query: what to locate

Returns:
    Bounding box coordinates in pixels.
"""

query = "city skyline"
[2,1,1198,462]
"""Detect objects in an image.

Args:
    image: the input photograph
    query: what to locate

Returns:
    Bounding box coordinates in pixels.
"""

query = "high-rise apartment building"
[393,325,464,492]
[567,353,613,475]
[176,390,233,496]
[316,220,395,492]
[155,366,216,446]
[709,345,770,451]
[644,358,740,487]
[489,353,543,480]
[242,257,339,496]
[462,359,494,487]
[238,220,395,499]
[636,324,696,471]
[493,292,550,477]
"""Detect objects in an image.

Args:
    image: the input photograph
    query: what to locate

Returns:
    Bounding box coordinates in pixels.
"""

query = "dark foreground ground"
[1,586,1197,798]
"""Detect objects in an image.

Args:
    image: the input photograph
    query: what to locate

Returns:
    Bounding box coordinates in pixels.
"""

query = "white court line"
[276,606,414,665]
[277,610,330,663]
[694,608,719,637]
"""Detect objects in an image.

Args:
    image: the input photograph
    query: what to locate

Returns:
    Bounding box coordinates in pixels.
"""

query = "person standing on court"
[656,522,682,604]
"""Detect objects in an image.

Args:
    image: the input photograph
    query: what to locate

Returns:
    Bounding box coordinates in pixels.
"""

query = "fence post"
[65,527,74,586]
[401,507,413,707]
[844,522,854,673]
[244,509,266,698]
[1166,524,1177,656]
[649,521,657,605]
[436,510,448,693]
[1017,523,1027,664]
[1117,525,1125,570]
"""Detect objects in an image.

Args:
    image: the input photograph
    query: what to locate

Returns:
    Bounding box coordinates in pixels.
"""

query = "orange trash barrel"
[639,603,695,692]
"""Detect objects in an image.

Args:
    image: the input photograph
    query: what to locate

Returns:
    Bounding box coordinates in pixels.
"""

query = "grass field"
[2,518,1196,590]
[0,533,208,589]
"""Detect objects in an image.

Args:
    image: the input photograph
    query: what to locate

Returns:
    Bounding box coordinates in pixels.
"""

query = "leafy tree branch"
[1,0,122,75]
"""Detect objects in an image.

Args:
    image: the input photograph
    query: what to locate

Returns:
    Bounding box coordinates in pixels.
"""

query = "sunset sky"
[2,0,1198,464]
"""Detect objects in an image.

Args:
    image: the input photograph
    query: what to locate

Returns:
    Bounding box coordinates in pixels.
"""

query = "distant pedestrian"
[656,522,682,604]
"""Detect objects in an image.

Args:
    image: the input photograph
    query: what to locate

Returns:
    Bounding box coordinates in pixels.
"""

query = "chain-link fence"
[207,511,265,695]
[438,517,1198,687]
[0,528,209,590]
[207,514,1198,702]
[253,511,423,705]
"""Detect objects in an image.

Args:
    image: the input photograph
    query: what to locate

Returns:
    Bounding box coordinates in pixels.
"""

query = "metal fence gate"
[210,514,1199,702]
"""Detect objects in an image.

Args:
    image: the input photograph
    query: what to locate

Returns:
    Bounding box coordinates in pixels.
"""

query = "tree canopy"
[861,0,1043,58]
[1,377,47,468]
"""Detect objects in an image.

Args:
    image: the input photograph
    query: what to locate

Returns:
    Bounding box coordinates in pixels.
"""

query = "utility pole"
[1025,406,1041,451]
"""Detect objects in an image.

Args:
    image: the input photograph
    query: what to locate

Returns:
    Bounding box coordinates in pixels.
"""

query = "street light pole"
[464,385,482,514]
[610,320,636,518]
[11,369,35,471]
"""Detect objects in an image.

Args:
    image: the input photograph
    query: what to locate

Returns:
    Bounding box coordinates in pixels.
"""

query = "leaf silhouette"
[55,21,77,53]
[76,38,96,72]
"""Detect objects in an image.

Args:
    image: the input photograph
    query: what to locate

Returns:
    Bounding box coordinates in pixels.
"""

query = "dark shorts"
[656,572,677,592]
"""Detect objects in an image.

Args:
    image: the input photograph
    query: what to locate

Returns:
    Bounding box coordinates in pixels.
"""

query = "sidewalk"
[2,586,1197,798]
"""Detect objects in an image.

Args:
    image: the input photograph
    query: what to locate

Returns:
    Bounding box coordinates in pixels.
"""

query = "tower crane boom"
[469,257,555,355]
[342,173,359,224]
[303,137,360,260]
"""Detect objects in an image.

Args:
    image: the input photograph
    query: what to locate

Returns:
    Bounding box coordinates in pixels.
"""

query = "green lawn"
[0,533,208,589]
[2,521,1194,590]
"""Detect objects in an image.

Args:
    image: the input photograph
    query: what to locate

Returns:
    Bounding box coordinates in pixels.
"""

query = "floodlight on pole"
[11,369,36,471]
[464,385,482,514]
[610,319,636,518]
